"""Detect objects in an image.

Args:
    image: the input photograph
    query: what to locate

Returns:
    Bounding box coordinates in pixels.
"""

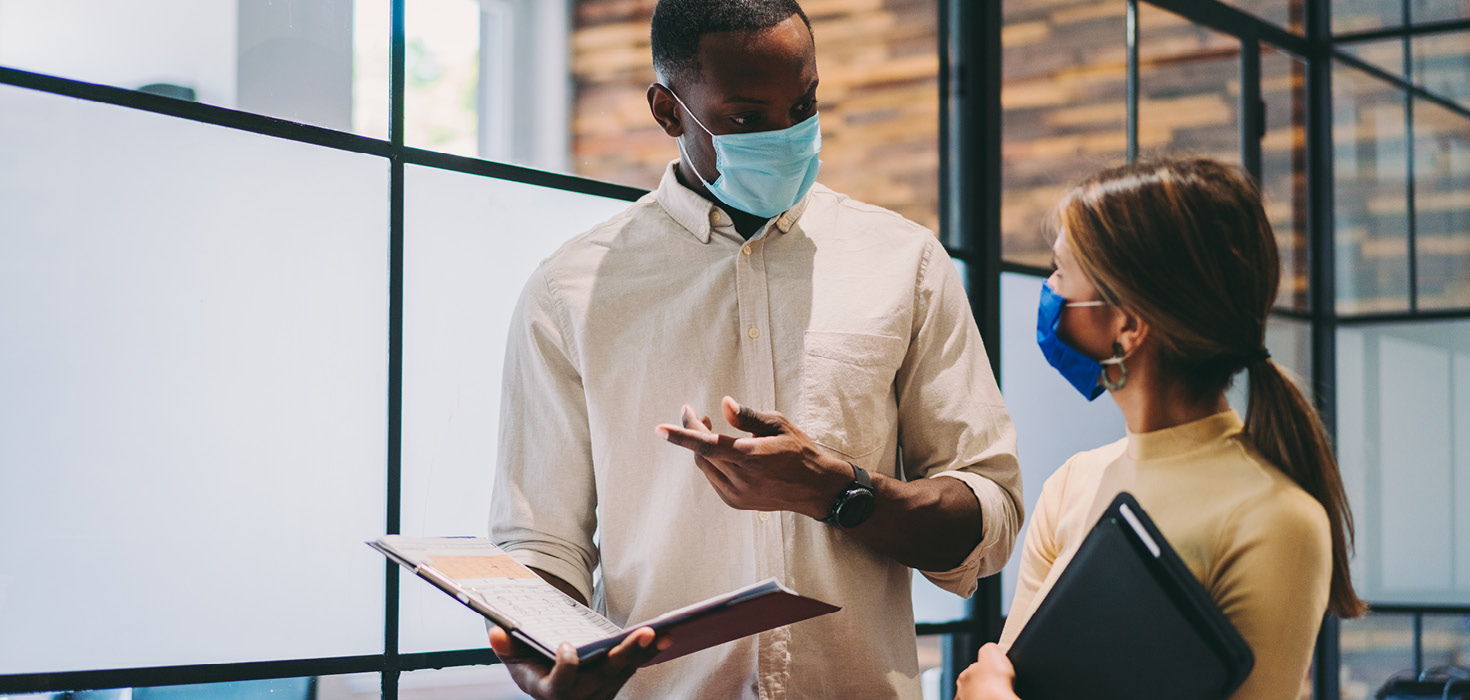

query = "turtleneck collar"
[1125,410,1244,461]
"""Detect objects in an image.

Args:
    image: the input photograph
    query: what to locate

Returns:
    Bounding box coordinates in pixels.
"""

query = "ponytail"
[1060,157,1367,619]
[1244,359,1367,618]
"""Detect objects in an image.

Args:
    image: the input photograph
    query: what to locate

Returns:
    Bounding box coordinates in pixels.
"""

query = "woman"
[957,158,1365,700]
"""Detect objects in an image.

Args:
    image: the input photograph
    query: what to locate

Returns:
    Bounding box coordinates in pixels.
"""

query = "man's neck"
[674,161,770,239]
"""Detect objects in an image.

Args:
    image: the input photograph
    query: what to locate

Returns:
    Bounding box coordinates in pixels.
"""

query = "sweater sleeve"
[997,461,1072,649]
[1211,487,1333,700]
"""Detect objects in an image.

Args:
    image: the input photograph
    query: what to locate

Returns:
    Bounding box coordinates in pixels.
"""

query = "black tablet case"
[1008,492,1255,700]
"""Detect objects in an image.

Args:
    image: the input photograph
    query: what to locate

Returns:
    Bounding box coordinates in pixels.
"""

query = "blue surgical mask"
[1036,281,1119,400]
[665,87,822,218]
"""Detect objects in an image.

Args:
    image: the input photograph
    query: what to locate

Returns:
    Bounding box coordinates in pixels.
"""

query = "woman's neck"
[1111,369,1230,434]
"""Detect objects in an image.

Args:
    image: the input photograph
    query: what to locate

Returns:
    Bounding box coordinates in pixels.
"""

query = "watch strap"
[821,462,875,526]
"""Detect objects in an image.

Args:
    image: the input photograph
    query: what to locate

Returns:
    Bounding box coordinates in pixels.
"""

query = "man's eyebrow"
[723,81,819,105]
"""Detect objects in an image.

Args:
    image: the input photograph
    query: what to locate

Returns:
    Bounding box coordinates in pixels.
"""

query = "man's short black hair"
[651,0,812,87]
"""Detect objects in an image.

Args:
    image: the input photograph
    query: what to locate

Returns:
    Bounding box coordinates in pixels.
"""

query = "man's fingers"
[607,627,657,672]
[680,404,704,431]
[487,626,513,655]
[692,453,736,490]
[488,626,543,665]
[723,396,786,437]
[692,454,751,509]
[657,424,746,461]
[542,642,580,694]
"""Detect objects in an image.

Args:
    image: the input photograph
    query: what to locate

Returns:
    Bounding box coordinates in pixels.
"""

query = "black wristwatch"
[821,462,876,529]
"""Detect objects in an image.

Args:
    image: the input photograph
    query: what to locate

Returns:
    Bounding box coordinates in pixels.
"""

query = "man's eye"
[795,100,817,115]
[730,114,759,127]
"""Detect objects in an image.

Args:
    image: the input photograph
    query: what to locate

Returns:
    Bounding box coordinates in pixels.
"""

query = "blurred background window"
[2,1,1468,699]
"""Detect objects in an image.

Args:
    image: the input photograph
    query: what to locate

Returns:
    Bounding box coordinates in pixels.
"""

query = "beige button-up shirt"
[490,162,1022,699]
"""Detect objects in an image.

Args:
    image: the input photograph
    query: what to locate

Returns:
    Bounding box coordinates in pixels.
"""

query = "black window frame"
[989,1,1470,698]
[3,0,1468,698]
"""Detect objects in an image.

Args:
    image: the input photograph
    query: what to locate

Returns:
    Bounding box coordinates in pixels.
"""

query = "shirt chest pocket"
[796,330,908,460]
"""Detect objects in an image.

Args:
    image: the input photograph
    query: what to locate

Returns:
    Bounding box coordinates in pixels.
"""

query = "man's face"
[650,14,820,185]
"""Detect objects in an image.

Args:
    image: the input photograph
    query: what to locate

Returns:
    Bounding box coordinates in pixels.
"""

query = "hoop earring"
[1100,342,1128,391]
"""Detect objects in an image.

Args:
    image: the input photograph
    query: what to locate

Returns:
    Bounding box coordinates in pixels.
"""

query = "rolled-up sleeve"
[488,264,599,604]
[895,237,1023,597]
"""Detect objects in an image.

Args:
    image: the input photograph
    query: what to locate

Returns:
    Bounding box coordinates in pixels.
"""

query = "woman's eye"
[795,100,817,115]
[730,114,758,127]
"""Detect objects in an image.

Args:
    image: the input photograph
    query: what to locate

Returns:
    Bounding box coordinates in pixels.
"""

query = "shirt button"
[759,511,771,522]
[742,245,752,256]
[747,327,760,339]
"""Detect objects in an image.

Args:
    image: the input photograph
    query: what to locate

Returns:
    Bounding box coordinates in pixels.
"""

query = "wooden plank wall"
[568,0,1467,311]
[569,0,942,233]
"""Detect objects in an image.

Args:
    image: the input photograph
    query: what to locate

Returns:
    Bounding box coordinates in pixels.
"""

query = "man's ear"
[647,83,683,137]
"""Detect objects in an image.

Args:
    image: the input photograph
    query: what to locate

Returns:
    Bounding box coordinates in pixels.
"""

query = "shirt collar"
[1125,410,1244,461]
[650,160,812,243]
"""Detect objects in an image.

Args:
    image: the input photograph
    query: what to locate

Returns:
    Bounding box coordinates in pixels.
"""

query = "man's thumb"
[723,396,785,437]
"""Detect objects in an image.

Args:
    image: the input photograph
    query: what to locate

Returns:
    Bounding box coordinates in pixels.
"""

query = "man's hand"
[954,643,1021,700]
[655,396,853,520]
[488,625,667,700]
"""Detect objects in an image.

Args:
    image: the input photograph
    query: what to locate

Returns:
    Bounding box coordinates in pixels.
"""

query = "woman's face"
[1047,231,1119,360]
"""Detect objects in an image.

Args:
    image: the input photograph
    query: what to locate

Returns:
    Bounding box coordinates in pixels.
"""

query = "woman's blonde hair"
[1055,157,1366,618]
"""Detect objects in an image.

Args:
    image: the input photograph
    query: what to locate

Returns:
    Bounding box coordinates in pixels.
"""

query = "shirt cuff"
[918,470,1021,597]
[501,546,596,606]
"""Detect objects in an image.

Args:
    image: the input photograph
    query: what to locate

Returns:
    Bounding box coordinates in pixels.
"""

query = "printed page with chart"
[369,535,840,665]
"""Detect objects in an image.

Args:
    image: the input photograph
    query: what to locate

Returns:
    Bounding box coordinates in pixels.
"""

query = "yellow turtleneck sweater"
[999,410,1331,700]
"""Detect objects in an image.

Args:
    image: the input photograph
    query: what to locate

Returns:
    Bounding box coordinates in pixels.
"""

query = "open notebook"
[370,535,839,665]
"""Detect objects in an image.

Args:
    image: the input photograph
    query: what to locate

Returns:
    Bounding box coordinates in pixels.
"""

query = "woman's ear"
[647,84,684,137]
[1113,306,1150,357]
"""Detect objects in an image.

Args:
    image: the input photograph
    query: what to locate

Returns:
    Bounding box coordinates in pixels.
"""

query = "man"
[487,1,1022,697]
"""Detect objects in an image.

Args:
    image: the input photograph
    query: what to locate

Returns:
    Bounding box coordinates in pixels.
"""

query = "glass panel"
[0,0,388,138]
[1001,0,1128,268]
[397,665,525,700]
[1423,612,1470,670]
[1412,31,1470,110]
[1336,319,1470,606]
[1340,612,1415,700]
[1414,99,1470,309]
[0,85,387,672]
[0,675,381,700]
[1261,47,1311,310]
[1340,38,1407,80]
[1333,0,1406,34]
[912,576,966,624]
[997,272,1127,610]
[405,2,943,232]
[1218,0,1306,33]
[1336,3,1470,36]
[1333,62,1411,314]
[400,165,631,653]
[1410,0,1470,23]
[917,635,944,700]
[1138,5,1242,165]
[1338,612,1470,699]
[314,673,383,700]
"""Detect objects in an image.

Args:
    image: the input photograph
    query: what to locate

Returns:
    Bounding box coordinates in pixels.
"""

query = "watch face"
[836,488,876,528]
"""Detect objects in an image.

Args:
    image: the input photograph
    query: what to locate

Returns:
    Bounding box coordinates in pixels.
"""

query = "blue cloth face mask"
[1037,281,1120,401]
[665,87,822,218]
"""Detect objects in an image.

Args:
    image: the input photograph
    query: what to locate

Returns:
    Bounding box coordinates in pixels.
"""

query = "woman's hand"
[955,643,1021,700]
[488,625,666,700]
